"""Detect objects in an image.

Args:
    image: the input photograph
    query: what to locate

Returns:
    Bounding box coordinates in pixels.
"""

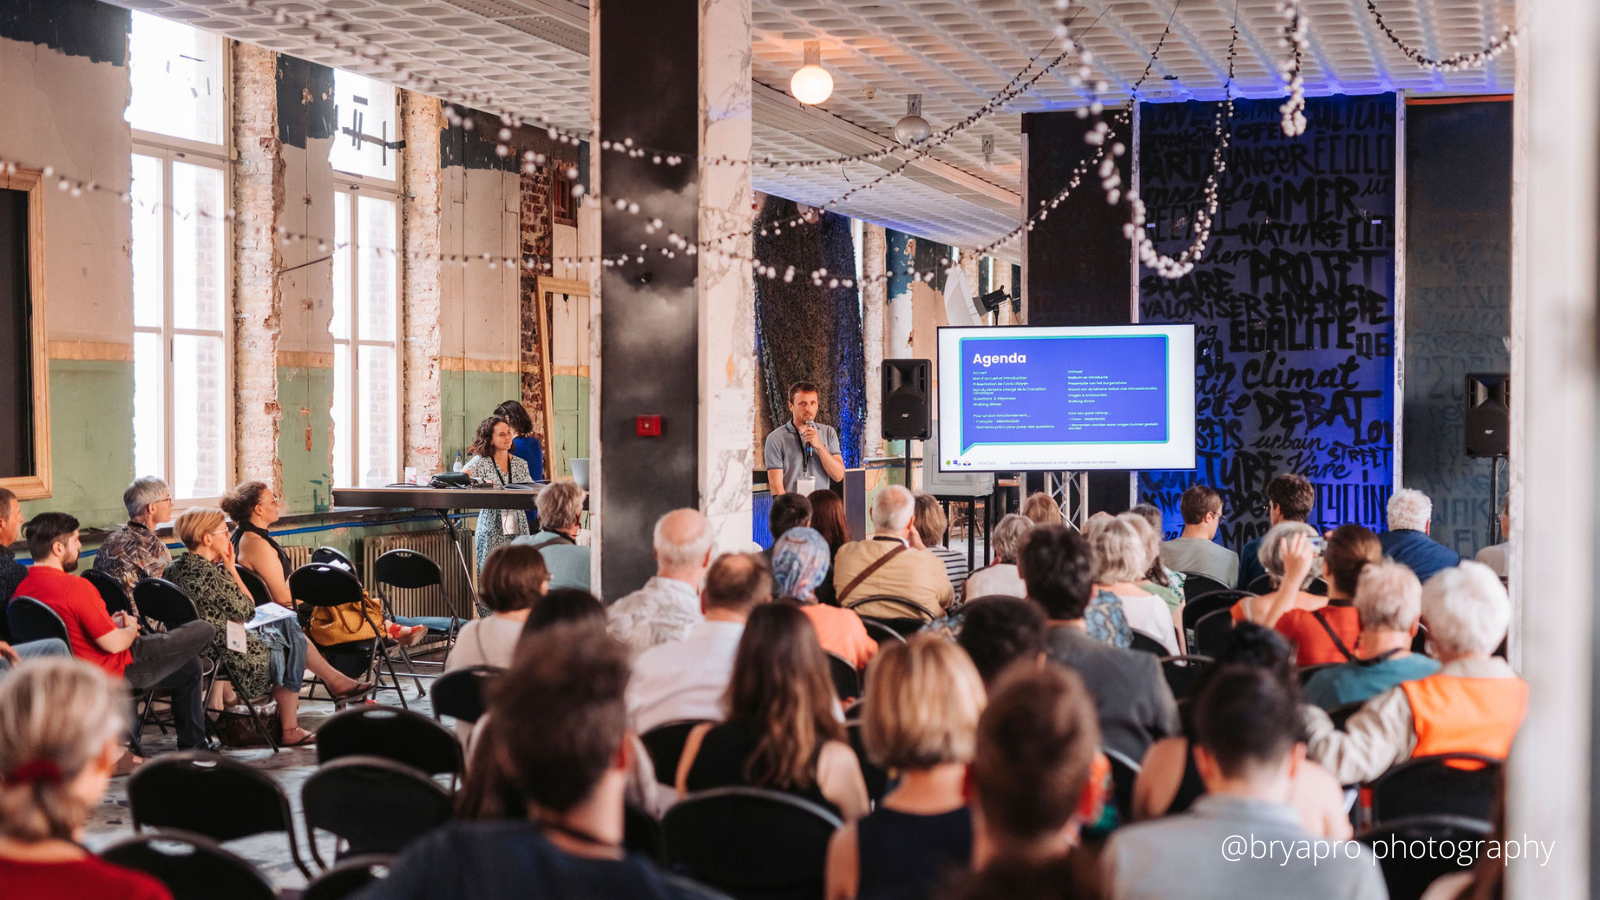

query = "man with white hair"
[1301,561,1524,784]
[92,476,175,604]
[1302,560,1441,709]
[606,509,717,655]
[1378,487,1462,583]
[831,485,954,620]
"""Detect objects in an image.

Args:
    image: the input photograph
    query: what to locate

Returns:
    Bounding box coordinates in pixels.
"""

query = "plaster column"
[886,229,914,358]
[862,223,886,459]
[401,92,443,476]
[960,251,981,324]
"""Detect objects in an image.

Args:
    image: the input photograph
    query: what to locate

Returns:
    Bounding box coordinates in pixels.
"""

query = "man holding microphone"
[765,382,846,496]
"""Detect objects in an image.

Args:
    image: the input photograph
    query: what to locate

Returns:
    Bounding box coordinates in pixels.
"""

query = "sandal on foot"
[331,681,374,701]
[282,728,316,747]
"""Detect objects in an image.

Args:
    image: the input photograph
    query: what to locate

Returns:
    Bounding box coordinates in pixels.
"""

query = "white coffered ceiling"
[101,0,1516,254]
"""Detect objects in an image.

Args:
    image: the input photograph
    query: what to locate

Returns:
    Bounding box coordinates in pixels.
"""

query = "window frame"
[331,179,403,488]
[0,167,52,500]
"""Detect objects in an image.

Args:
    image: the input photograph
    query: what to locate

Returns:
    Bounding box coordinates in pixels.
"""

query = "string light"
[1279,0,1308,136]
[1363,0,1518,71]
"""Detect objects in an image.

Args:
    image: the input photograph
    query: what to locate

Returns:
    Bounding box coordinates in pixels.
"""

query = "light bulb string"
[1363,0,1520,71]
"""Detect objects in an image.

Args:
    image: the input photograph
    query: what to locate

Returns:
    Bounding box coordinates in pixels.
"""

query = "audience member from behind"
[17,514,213,755]
[914,495,970,608]
[962,514,1031,601]
[1083,516,1179,653]
[167,507,313,747]
[1159,485,1239,587]
[768,493,813,548]
[1304,561,1523,785]
[627,552,771,734]
[955,597,1047,686]
[826,636,985,900]
[352,623,711,900]
[834,486,955,620]
[0,487,27,605]
[1232,524,1325,627]
[513,481,590,592]
[1273,523,1381,666]
[1019,492,1065,527]
[1380,487,1463,583]
[773,527,877,670]
[1025,526,1179,764]
[527,588,607,633]
[1236,473,1315,589]
[607,509,717,656]
[1127,506,1184,612]
[92,476,174,604]
[447,545,549,732]
[807,489,851,606]
[0,659,172,900]
[677,604,869,820]
[1130,624,1349,838]
[1304,561,1440,709]
[1104,666,1386,900]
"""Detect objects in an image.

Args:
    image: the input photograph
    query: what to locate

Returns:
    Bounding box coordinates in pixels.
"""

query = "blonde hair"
[0,659,127,841]
[1084,515,1146,584]
[862,634,986,770]
[173,506,226,551]
[1020,493,1064,527]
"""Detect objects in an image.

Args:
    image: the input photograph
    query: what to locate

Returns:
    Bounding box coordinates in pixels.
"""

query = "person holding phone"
[765,382,845,496]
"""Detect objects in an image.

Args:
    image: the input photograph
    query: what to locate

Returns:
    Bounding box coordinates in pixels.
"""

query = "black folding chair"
[290,562,400,706]
[662,786,843,900]
[430,665,499,724]
[1159,655,1212,701]
[641,719,715,787]
[1128,630,1168,656]
[1248,574,1328,596]
[845,595,933,630]
[1357,815,1492,900]
[101,830,277,900]
[1103,746,1141,825]
[1297,663,1340,685]
[6,597,72,652]
[312,545,358,572]
[1368,753,1502,826]
[316,704,465,785]
[1190,608,1235,658]
[302,756,453,867]
[846,720,890,804]
[128,751,313,878]
[826,652,861,701]
[1328,701,1365,730]
[1179,572,1230,599]
[625,803,665,863]
[1181,589,1251,647]
[302,854,393,900]
[85,568,133,615]
[235,564,273,607]
[373,548,458,689]
[860,619,907,647]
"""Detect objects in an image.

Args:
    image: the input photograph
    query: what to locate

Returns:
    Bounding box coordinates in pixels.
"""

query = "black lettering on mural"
[1138,95,1397,548]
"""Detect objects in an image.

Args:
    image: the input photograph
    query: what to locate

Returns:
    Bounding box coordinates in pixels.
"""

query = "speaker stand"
[903,442,915,492]
[1487,455,1505,549]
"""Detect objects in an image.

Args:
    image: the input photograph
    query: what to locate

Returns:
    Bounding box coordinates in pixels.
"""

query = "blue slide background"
[959,335,1169,452]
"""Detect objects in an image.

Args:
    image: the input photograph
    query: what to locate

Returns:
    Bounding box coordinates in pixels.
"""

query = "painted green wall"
[441,368,520,467]
[21,359,135,528]
[277,365,334,514]
[547,373,590,479]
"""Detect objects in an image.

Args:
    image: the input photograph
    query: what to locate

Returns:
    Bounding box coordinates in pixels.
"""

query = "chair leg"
[220,662,279,753]
[361,612,409,711]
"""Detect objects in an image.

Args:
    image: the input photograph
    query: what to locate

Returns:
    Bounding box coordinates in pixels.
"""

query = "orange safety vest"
[1400,674,1528,760]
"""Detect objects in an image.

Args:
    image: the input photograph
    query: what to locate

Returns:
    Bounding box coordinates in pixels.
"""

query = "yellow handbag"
[306,589,383,645]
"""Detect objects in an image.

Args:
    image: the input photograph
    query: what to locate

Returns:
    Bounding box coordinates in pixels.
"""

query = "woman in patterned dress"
[466,416,534,584]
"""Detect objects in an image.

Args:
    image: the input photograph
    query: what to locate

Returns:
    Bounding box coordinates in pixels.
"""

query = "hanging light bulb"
[790,42,834,105]
[894,94,931,145]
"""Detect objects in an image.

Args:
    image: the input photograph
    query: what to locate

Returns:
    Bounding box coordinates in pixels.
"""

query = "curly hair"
[469,416,510,459]
[221,481,272,525]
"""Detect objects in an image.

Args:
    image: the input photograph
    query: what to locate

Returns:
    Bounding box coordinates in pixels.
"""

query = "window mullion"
[163,151,177,491]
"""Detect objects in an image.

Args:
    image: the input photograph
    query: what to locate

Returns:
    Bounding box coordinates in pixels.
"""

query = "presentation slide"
[937,324,1196,472]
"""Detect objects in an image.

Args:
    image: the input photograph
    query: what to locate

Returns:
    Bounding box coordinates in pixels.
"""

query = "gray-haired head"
[537,481,586,531]
[123,477,171,521]
[1387,488,1434,533]
[991,514,1034,564]
[1421,561,1510,659]
[653,508,716,573]
[1258,521,1323,590]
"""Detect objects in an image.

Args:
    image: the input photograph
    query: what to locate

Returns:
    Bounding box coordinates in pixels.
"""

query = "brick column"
[401,91,443,475]
[862,223,886,459]
[519,164,553,443]
[232,41,284,494]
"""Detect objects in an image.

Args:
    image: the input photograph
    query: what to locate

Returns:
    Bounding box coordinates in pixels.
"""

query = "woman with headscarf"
[773,527,878,670]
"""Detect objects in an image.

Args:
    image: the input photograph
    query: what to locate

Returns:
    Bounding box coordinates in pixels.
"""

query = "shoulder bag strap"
[838,544,908,606]
[1310,608,1358,662]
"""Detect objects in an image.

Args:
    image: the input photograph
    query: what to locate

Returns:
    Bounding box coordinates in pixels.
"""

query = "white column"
[697,0,755,550]
[862,223,886,459]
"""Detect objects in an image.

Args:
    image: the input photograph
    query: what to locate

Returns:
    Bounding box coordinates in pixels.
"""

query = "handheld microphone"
[803,418,815,459]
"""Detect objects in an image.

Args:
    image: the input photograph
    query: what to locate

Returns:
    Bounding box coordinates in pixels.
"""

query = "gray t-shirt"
[763,420,841,494]
[1160,536,1240,587]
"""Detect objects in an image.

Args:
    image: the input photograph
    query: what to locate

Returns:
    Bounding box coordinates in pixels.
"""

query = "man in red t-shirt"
[13,513,214,752]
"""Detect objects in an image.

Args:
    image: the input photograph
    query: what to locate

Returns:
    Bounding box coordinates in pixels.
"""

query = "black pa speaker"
[882,358,931,441]
[1465,373,1509,458]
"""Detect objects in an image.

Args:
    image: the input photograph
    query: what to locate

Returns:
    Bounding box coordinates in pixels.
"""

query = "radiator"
[360,530,477,621]
[283,546,312,571]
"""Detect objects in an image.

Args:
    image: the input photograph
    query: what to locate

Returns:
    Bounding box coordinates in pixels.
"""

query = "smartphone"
[1308,536,1327,552]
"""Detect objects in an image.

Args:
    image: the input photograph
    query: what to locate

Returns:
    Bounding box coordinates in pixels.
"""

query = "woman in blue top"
[495,400,545,530]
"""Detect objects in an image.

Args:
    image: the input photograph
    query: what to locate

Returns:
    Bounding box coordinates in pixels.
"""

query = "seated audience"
[0,638,71,682]
[1231,524,1325,627]
[955,597,1047,686]
[0,659,173,900]
[1274,523,1381,666]
[1236,473,1315,589]
[16,514,213,755]
[825,636,985,900]
[1024,525,1179,763]
[91,476,173,606]
[224,481,371,698]
[627,553,770,734]
[773,527,876,670]
[1129,504,1184,607]
[1474,498,1511,579]
[0,487,29,604]
[806,489,851,607]
[450,545,548,673]
[607,509,716,655]
[167,508,315,747]
[467,416,534,577]
[1105,666,1385,900]
[1083,516,1179,653]
[351,622,710,900]
[833,486,954,620]
[527,588,607,632]
[1159,484,1239,587]
[963,514,1032,601]
[513,480,590,592]
[1020,492,1065,527]
[768,492,813,549]
[1304,561,1441,709]
[914,495,969,607]
[1303,561,1524,785]
[677,604,869,820]
[1130,624,1349,838]
[1380,487,1463,583]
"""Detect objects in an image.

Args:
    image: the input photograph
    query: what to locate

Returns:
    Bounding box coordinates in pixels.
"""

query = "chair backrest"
[1297,663,1341,685]
[1102,747,1141,825]
[235,565,273,607]
[1190,608,1235,658]
[1128,630,1167,656]
[101,830,277,900]
[624,803,664,863]
[1357,815,1492,900]
[845,595,933,624]
[640,719,714,787]
[845,721,890,804]
[289,562,367,609]
[860,619,907,646]
[662,786,843,900]
[302,756,453,866]
[1158,655,1213,701]
[1328,701,1365,730]
[84,568,133,615]
[1180,590,1252,630]
[134,578,201,629]
[316,705,465,777]
[1247,573,1328,596]
[6,597,72,652]
[127,751,312,878]
[302,854,393,900]
[826,652,860,701]
[430,665,499,724]
[1179,572,1229,599]
[1369,753,1503,825]
[373,548,444,590]
[312,546,358,572]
